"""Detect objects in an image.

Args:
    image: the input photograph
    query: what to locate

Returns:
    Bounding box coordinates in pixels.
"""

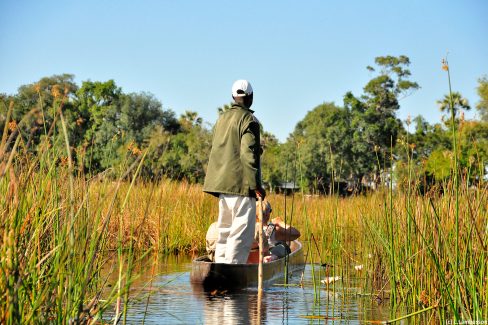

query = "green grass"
[86,179,488,322]
[2,147,486,323]
[0,96,148,323]
[1,72,486,323]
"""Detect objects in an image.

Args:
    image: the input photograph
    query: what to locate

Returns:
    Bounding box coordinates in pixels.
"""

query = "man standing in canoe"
[203,79,265,264]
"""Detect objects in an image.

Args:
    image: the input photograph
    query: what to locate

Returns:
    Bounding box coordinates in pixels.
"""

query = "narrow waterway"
[102,254,397,324]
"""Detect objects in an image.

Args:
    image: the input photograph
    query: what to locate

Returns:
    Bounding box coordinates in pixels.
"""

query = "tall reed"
[104,178,485,322]
[1,76,485,322]
[0,93,147,323]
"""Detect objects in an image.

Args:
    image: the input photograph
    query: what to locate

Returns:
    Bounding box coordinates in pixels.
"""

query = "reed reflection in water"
[102,254,393,324]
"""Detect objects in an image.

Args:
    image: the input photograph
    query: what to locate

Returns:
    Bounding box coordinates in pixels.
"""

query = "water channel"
[102,254,398,324]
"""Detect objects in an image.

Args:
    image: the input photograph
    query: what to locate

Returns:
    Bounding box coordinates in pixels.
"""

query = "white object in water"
[321,276,341,284]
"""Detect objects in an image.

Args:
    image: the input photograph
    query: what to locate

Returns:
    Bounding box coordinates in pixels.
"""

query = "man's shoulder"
[221,106,257,124]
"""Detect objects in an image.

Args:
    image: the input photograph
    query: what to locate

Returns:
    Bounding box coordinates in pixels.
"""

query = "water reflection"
[192,285,265,324]
[103,254,395,324]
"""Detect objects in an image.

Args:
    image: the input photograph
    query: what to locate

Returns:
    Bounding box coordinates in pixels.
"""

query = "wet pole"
[257,196,264,324]
[258,196,264,292]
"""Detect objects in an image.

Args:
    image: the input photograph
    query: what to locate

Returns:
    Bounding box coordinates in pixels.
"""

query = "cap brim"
[233,92,252,97]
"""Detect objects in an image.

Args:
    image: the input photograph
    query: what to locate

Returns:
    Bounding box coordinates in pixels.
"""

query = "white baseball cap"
[232,80,253,97]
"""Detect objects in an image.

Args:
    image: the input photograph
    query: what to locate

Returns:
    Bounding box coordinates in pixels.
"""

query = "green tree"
[75,80,121,140]
[260,131,283,191]
[458,120,488,184]
[400,116,451,162]
[0,94,13,140]
[180,110,203,129]
[74,81,180,175]
[288,102,352,193]
[175,111,210,182]
[476,76,488,122]
[74,80,122,172]
[437,91,470,122]
[425,149,452,182]
[15,74,78,120]
[103,92,180,174]
[344,55,419,186]
[217,103,233,115]
[395,116,451,192]
[145,111,210,182]
[396,115,487,190]
[10,74,78,155]
[4,74,215,182]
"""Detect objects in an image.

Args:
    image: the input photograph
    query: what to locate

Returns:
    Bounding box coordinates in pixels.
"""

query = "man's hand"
[263,255,278,263]
[271,217,286,228]
[255,187,266,199]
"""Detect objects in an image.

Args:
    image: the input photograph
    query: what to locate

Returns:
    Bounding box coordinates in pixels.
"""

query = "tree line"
[262,56,488,194]
[1,55,487,194]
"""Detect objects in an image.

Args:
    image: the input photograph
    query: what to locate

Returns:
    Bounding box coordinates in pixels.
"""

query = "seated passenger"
[206,199,301,263]
[247,203,273,264]
[205,222,218,261]
[247,199,301,263]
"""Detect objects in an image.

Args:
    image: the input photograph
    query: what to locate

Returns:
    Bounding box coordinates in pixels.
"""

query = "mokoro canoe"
[190,240,305,290]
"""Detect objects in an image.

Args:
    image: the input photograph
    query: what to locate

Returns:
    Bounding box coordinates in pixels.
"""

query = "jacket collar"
[232,102,254,114]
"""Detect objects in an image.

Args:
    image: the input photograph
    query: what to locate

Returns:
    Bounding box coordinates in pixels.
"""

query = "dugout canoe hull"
[190,240,305,290]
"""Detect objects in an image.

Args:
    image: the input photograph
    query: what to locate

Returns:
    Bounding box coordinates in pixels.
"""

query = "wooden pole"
[257,196,264,324]
[257,288,263,324]
[257,196,264,293]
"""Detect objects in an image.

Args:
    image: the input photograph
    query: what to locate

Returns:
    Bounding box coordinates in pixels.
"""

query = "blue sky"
[1,0,487,141]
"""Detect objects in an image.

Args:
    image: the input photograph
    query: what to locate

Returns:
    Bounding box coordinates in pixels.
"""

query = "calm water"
[103,254,396,324]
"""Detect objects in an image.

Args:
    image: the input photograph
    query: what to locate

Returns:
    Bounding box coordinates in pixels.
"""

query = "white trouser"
[215,194,256,264]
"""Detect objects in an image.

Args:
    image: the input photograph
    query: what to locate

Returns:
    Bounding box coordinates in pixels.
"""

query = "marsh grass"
[0,95,150,323]
[87,178,485,321]
[2,167,486,321]
[1,134,485,323]
[1,70,486,323]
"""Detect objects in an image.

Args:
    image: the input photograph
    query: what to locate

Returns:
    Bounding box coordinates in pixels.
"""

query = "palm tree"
[180,110,202,127]
[437,91,470,118]
[261,131,279,150]
[217,103,232,115]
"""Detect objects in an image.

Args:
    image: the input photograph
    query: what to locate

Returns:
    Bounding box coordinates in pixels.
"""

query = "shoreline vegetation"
[1,56,487,323]
[1,167,486,322]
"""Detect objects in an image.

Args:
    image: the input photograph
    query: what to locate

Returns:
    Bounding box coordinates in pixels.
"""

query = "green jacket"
[203,103,262,197]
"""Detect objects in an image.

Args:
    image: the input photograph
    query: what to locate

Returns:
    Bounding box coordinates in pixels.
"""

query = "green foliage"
[0,96,9,135]
[476,76,488,121]
[396,115,488,190]
[398,116,451,163]
[5,74,79,155]
[260,131,283,190]
[74,80,122,171]
[15,74,78,118]
[344,55,419,185]
[144,111,211,182]
[2,75,210,183]
[437,91,471,123]
[277,54,487,194]
[289,102,352,192]
[75,79,121,142]
[217,102,233,115]
[3,63,486,191]
[458,120,488,182]
[425,149,452,181]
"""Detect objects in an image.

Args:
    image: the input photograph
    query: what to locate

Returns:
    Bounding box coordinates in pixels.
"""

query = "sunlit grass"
[87,178,486,322]
[1,65,486,324]
[2,141,486,323]
[0,96,148,323]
